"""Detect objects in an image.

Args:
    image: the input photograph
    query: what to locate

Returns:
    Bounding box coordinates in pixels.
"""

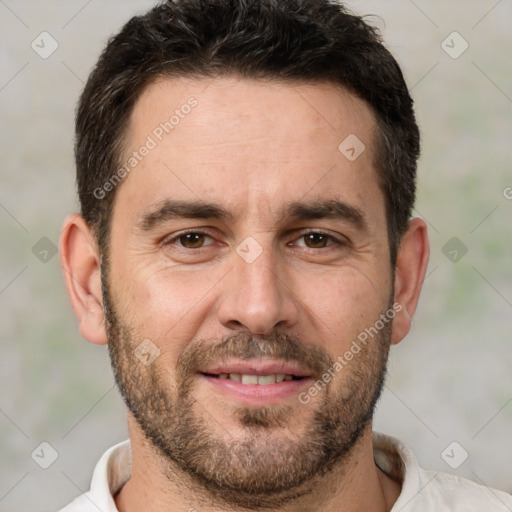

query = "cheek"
[117,265,225,352]
[112,246,392,362]
[294,267,390,350]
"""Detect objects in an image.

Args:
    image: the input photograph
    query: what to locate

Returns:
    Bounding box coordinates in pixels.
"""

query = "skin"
[60,76,429,512]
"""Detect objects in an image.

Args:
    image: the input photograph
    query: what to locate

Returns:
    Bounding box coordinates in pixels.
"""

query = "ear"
[391,218,430,345]
[59,214,108,345]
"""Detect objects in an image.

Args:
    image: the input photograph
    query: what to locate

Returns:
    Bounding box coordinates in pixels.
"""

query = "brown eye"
[291,230,346,251]
[302,233,332,249]
[177,232,209,248]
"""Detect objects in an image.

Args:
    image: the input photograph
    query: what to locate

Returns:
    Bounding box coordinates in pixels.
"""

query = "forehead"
[115,76,384,229]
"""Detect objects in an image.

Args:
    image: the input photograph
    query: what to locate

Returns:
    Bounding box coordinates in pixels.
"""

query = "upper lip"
[201,359,312,378]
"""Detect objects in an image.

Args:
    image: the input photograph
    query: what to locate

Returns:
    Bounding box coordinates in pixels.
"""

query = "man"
[58,0,512,511]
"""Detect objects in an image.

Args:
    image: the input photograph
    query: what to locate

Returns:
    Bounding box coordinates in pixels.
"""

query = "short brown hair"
[75,0,420,265]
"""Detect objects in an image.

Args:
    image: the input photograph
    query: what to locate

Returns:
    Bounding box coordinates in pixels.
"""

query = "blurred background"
[0,1,511,510]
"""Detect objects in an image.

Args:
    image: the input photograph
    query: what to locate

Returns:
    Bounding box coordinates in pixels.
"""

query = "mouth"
[202,372,305,385]
[198,360,313,405]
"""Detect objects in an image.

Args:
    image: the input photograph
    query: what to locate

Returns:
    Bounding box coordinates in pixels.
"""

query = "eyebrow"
[136,198,368,233]
[137,200,234,231]
[284,200,368,232]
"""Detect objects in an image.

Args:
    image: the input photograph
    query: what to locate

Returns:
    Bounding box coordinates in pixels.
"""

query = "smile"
[202,373,304,385]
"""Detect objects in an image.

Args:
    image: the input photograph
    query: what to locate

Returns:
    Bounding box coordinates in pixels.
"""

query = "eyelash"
[164,229,346,250]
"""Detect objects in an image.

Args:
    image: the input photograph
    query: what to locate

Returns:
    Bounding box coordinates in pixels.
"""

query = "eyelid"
[163,228,217,248]
[290,228,348,248]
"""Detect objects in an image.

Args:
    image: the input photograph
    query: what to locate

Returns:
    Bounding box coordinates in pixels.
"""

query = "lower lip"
[200,374,312,406]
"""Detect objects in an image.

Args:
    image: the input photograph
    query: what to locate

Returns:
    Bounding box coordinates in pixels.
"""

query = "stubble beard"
[102,275,392,509]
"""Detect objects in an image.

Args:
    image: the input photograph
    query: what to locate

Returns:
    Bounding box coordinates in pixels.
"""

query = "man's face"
[103,77,394,505]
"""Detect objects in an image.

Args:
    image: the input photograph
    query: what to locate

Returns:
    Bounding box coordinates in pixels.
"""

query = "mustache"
[176,330,334,382]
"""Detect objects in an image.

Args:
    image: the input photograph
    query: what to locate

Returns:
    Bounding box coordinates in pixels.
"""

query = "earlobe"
[391,218,430,345]
[59,214,108,345]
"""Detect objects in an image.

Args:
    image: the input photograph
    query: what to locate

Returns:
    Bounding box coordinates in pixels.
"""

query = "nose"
[217,242,300,336]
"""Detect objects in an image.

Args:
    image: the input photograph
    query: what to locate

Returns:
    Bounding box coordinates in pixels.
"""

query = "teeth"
[241,374,258,385]
[216,373,294,385]
[257,374,276,385]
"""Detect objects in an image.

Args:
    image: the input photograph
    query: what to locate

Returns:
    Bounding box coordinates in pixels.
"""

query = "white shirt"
[58,432,512,511]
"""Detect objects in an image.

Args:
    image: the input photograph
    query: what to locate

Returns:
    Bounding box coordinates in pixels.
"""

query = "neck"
[115,415,400,512]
